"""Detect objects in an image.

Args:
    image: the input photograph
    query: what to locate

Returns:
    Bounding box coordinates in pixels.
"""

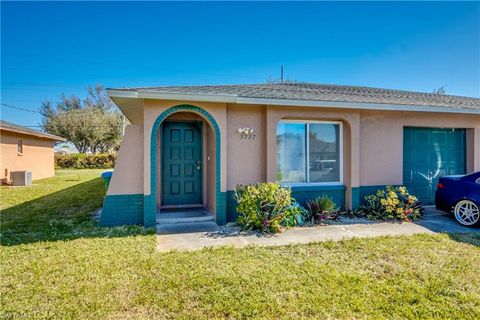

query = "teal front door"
[162,121,202,206]
[403,127,466,204]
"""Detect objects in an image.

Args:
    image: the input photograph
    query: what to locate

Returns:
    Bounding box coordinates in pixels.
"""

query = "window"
[276,120,342,184]
[17,139,23,155]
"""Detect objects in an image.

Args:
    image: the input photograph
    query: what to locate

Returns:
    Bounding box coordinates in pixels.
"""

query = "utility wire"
[1,104,121,130]
[1,103,115,115]
[18,125,117,128]
[1,103,39,113]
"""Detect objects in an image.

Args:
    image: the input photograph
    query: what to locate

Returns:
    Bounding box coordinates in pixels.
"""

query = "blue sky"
[1,1,479,127]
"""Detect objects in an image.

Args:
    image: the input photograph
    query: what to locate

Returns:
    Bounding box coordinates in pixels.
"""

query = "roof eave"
[0,127,67,141]
[107,89,237,103]
[107,89,480,115]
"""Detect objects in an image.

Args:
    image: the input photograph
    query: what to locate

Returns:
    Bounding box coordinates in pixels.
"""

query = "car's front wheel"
[454,200,480,227]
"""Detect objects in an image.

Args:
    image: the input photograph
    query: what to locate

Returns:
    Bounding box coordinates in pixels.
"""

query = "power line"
[1,103,39,113]
[1,103,114,116]
[18,125,117,128]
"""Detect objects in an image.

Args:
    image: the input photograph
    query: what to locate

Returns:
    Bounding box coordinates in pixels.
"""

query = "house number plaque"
[238,128,256,140]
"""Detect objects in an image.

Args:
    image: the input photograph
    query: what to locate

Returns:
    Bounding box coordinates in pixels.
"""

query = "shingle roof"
[0,120,66,141]
[113,82,480,111]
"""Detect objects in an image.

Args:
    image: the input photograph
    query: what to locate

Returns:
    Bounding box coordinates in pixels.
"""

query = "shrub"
[55,153,117,169]
[357,185,424,221]
[234,182,306,233]
[305,195,339,223]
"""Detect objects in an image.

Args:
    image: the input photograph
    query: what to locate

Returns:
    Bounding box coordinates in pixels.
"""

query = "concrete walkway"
[156,206,479,252]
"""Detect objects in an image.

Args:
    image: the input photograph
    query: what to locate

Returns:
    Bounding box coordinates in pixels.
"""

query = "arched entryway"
[146,105,223,226]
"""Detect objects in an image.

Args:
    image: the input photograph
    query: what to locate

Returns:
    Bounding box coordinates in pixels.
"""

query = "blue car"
[435,171,480,227]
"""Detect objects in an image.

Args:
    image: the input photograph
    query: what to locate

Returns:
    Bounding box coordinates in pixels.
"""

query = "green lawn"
[1,170,480,319]
[1,169,149,245]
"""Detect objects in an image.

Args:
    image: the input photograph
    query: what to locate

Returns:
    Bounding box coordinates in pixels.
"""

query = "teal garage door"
[403,127,466,204]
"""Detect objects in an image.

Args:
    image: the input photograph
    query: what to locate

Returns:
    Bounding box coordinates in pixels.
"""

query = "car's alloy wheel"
[454,200,480,227]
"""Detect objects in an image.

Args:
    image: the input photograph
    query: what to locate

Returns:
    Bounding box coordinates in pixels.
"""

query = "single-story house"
[0,120,66,184]
[100,83,480,227]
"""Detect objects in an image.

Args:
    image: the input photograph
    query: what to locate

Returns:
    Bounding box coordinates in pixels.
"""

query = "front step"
[157,215,214,224]
[157,221,220,235]
[156,208,214,224]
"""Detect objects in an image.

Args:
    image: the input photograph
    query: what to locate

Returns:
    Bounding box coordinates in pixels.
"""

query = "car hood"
[439,175,465,181]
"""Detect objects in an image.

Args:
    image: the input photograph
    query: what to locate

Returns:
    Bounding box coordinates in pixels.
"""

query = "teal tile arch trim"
[100,194,144,226]
[147,104,224,227]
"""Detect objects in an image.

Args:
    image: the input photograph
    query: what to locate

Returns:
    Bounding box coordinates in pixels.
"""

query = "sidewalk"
[156,207,478,252]
[157,220,433,252]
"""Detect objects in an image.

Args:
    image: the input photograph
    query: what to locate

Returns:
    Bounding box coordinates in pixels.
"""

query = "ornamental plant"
[357,185,424,221]
[305,195,339,223]
[234,182,306,233]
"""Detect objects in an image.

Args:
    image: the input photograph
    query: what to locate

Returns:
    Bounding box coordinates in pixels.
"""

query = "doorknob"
[195,160,201,170]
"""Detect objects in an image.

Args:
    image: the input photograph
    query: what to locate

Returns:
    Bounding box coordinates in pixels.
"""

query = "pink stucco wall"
[107,99,480,212]
[0,130,56,182]
[107,125,144,195]
[226,104,266,189]
[359,110,480,186]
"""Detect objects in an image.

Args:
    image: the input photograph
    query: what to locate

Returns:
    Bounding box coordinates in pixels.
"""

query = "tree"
[41,85,122,154]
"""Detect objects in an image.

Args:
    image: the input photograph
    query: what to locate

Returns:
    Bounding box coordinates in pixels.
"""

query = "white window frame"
[277,119,344,186]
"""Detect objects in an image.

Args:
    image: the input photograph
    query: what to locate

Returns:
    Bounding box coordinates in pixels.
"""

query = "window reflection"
[276,121,341,183]
[276,123,306,182]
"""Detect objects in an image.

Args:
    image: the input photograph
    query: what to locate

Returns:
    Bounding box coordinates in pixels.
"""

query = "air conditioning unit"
[10,171,32,186]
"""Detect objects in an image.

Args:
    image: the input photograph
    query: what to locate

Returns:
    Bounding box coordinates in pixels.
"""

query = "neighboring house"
[0,120,66,184]
[54,143,79,155]
[100,83,480,227]
[54,148,71,156]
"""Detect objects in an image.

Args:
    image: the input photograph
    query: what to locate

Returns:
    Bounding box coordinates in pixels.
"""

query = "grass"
[1,169,150,245]
[1,170,480,319]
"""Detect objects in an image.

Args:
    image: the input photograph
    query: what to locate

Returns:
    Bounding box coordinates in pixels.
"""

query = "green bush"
[234,182,306,233]
[305,195,339,223]
[356,185,424,221]
[55,153,117,169]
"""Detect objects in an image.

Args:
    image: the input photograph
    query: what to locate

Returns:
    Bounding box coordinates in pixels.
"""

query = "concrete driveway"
[414,206,480,233]
[157,206,479,252]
